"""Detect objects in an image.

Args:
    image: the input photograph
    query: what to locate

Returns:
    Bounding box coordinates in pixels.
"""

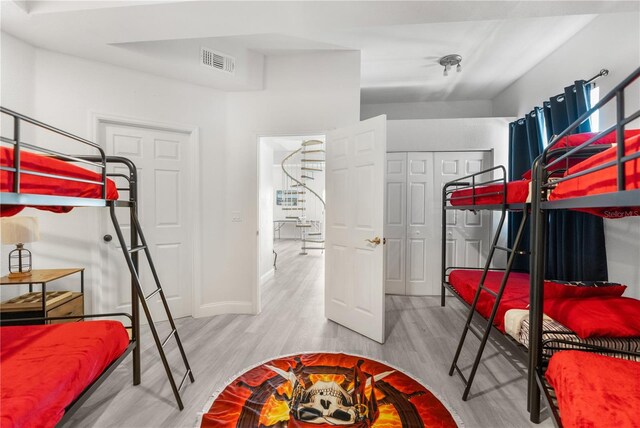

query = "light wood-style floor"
[63,240,553,427]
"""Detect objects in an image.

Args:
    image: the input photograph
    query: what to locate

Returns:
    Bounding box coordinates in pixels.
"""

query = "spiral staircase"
[281,139,325,255]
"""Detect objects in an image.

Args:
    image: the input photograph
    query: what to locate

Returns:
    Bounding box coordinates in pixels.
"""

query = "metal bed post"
[528,156,546,422]
[441,184,448,307]
[12,117,21,193]
[129,165,141,386]
[616,90,626,191]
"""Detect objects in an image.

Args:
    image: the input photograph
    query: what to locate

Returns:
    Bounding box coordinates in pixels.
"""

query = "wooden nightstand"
[0,268,84,325]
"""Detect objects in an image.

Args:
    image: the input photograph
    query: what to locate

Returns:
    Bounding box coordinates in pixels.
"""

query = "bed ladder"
[109,204,195,410]
[448,208,529,400]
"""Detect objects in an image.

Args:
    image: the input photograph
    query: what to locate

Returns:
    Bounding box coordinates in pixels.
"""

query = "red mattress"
[0,321,129,428]
[546,351,640,428]
[1,146,119,217]
[549,133,640,218]
[449,179,530,207]
[448,269,530,332]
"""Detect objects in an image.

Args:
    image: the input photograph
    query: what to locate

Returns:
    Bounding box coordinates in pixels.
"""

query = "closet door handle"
[103,234,113,242]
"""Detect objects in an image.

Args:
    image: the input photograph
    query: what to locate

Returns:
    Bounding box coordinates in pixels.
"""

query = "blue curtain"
[507,80,608,280]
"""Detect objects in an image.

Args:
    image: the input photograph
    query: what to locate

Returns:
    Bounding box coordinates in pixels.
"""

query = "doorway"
[258,134,326,288]
[384,150,493,296]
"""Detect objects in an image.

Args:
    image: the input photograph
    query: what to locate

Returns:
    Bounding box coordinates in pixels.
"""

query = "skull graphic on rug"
[198,353,460,428]
[265,358,387,426]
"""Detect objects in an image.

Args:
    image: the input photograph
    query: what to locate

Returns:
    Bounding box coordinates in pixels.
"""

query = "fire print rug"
[197,352,461,427]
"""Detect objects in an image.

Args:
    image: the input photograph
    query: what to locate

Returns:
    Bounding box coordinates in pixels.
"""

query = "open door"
[325,115,386,343]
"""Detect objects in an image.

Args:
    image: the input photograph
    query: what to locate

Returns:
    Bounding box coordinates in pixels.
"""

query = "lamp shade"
[1,217,40,244]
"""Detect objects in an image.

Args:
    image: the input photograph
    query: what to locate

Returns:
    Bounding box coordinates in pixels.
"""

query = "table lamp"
[1,216,40,278]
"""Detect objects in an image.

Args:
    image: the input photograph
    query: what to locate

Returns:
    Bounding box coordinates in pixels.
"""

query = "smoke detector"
[200,47,235,74]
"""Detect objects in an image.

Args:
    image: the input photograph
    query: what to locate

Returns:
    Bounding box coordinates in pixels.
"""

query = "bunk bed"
[528,66,640,426]
[0,107,194,426]
[440,135,625,401]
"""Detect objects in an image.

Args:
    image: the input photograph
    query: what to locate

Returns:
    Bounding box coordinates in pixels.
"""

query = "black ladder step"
[302,239,325,243]
[479,286,498,298]
[466,323,485,341]
[301,175,314,180]
[161,328,177,348]
[282,208,306,210]
[285,216,300,219]
[145,288,161,301]
[296,224,312,228]
[301,167,322,171]
[301,159,325,163]
[302,149,325,154]
[307,232,322,236]
[494,246,530,255]
[128,245,147,253]
[178,369,192,391]
[302,246,325,250]
[453,364,469,385]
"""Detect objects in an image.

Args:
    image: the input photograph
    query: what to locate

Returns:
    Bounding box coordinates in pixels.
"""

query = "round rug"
[198,352,460,427]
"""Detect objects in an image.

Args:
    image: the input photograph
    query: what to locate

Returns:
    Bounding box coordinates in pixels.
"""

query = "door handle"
[103,234,113,242]
[365,237,381,245]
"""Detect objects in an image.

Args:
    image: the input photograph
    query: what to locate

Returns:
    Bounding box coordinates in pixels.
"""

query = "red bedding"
[0,321,129,428]
[521,130,640,180]
[448,269,530,332]
[545,351,640,428]
[449,179,530,207]
[1,147,119,217]
[544,296,640,339]
[549,133,640,218]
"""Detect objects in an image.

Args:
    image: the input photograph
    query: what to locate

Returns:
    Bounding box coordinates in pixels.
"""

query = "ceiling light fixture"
[439,54,462,77]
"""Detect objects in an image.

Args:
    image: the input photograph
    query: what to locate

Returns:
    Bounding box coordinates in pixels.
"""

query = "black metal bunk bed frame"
[0,107,195,421]
[440,134,627,404]
[528,66,640,425]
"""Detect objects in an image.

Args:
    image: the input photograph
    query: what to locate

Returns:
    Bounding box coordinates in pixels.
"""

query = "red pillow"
[543,280,627,298]
[544,296,640,338]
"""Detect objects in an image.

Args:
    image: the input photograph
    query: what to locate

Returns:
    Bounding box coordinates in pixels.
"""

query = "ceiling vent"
[200,47,235,74]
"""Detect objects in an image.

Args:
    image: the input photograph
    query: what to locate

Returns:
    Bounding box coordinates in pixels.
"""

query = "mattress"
[447,269,530,332]
[0,321,129,428]
[549,133,640,218]
[449,179,530,207]
[545,351,640,428]
[514,312,640,361]
[1,146,119,217]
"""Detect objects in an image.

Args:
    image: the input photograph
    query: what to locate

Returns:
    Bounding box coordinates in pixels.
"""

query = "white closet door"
[384,153,407,294]
[405,152,435,295]
[434,151,493,274]
[100,123,193,321]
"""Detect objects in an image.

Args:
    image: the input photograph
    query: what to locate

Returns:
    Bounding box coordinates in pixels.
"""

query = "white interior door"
[405,152,436,295]
[435,151,493,272]
[99,123,193,321]
[384,153,406,295]
[325,115,386,343]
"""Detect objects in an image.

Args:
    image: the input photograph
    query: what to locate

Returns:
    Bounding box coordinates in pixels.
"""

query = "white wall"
[387,117,512,168]
[217,51,361,314]
[258,143,274,283]
[1,32,228,312]
[492,12,640,298]
[362,100,493,121]
[1,34,360,316]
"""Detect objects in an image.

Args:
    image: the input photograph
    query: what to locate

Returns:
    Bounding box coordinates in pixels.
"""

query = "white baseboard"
[195,300,254,318]
[260,268,275,286]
